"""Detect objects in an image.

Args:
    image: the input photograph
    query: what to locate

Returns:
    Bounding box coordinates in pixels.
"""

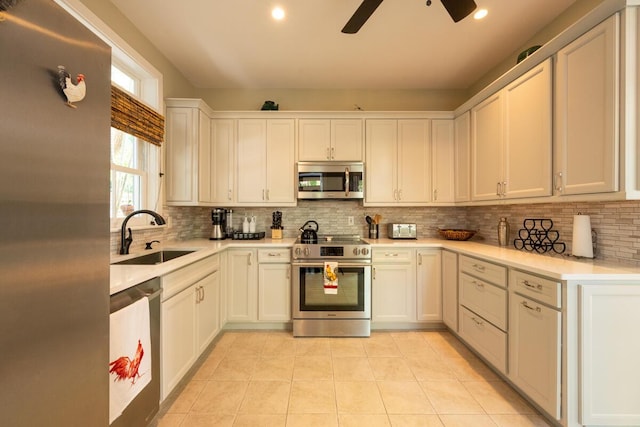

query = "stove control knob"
[294,247,302,256]
[361,248,369,256]
[303,247,311,256]
[353,248,360,256]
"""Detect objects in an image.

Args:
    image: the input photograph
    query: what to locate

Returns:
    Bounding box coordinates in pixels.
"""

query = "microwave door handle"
[345,167,350,197]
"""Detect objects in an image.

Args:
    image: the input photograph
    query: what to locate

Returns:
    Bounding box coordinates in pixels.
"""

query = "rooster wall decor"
[57,65,86,108]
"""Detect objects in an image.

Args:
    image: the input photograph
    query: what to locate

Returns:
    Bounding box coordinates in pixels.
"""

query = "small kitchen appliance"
[388,223,417,239]
[210,208,227,240]
[297,162,364,200]
[292,234,371,337]
[299,220,319,244]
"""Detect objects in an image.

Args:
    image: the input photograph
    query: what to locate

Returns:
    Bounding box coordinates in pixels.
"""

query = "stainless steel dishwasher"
[110,277,161,427]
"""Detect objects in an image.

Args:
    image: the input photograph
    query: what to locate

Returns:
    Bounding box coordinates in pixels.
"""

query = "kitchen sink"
[112,250,196,265]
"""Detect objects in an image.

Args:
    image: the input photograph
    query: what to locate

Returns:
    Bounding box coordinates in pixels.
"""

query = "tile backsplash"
[110,199,640,266]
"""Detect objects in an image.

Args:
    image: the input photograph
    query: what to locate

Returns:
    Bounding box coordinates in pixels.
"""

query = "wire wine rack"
[513,218,566,254]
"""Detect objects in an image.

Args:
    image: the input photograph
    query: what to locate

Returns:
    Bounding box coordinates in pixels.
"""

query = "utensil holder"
[369,224,379,239]
[271,228,283,239]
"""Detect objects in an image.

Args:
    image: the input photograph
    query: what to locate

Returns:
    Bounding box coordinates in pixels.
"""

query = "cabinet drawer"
[460,255,507,288]
[459,272,507,330]
[258,248,291,263]
[510,269,561,308]
[372,248,415,263]
[162,254,219,300]
[459,306,507,374]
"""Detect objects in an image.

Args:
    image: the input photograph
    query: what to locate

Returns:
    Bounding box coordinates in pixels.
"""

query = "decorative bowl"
[438,228,477,241]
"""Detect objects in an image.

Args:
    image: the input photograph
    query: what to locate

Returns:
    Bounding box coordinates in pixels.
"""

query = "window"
[54,0,164,230]
[110,63,162,229]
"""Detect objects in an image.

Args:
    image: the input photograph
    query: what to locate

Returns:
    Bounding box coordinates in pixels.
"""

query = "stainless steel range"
[292,235,371,337]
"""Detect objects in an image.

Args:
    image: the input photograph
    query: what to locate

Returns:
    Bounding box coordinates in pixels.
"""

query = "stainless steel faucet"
[119,210,166,255]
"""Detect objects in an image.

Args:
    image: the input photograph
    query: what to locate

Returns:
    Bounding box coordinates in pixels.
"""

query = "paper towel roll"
[572,214,593,258]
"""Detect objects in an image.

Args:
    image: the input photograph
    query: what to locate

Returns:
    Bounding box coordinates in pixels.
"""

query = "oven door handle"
[292,261,371,268]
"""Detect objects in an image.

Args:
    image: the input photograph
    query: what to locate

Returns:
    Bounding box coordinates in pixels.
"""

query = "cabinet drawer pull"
[496,182,501,196]
[472,280,484,288]
[385,253,399,257]
[472,263,486,272]
[326,147,330,160]
[522,280,543,291]
[471,316,484,326]
[268,253,281,257]
[522,300,542,313]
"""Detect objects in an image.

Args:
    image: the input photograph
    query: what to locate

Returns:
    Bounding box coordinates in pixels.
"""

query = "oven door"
[292,262,371,319]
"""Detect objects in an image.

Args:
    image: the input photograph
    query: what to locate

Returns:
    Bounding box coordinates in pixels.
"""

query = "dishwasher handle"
[110,277,161,314]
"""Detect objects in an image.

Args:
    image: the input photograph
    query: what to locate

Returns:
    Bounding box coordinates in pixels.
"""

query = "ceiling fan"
[342,0,478,34]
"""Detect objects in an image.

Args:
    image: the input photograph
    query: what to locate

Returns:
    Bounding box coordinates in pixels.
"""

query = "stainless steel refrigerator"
[0,0,111,425]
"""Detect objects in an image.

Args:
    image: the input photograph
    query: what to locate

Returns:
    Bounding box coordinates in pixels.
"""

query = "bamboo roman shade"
[111,85,164,147]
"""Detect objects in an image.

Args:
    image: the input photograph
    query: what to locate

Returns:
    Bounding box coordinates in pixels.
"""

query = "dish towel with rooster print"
[109,296,151,424]
[324,261,338,294]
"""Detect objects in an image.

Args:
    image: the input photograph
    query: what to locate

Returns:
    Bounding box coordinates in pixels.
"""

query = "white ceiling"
[110,0,577,91]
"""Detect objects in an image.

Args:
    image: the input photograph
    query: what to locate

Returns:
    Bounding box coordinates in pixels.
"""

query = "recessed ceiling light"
[272,6,285,20]
[474,8,488,20]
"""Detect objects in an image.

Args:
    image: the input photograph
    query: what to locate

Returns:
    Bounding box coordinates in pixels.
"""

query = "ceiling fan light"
[474,9,488,20]
[441,0,477,23]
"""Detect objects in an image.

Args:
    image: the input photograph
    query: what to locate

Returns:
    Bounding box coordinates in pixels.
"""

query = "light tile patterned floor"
[153,331,551,427]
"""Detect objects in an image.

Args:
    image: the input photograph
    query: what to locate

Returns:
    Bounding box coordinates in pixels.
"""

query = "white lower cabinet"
[257,249,291,322]
[509,291,561,420]
[441,249,458,331]
[459,306,507,373]
[161,284,197,401]
[372,248,416,322]
[457,255,508,374]
[578,284,640,426]
[196,271,220,354]
[161,254,220,400]
[416,249,442,322]
[226,249,258,322]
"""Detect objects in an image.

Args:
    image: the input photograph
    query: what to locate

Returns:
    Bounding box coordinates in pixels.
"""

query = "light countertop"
[110,237,640,295]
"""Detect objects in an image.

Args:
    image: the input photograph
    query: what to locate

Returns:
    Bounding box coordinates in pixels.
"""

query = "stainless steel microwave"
[297,162,364,200]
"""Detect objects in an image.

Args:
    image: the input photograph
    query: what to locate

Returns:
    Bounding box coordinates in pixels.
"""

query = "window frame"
[55,0,165,231]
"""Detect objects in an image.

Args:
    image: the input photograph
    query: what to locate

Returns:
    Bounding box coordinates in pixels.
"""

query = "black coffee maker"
[210,208,227,240]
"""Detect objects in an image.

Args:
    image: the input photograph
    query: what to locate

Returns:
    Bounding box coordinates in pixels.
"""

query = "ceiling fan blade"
[441,0,477,23]
[342,0,384,34]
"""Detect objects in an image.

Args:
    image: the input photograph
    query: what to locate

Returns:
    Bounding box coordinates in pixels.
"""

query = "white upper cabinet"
[200,119,235,205]
[298,119,363,161]
[555,14,619,196]
[472,59,552,201]
[431,119,455,203]
[365,119,431,205]
[236,119,296,205]
[165,100,212,205]
[472,92,504,201]
[454,112,471,202]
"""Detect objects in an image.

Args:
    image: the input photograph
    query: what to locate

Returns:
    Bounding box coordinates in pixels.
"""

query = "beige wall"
[198,88,467,112]
[468,0,606,98]
[78,0,197,99]
[81,0,605,110]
